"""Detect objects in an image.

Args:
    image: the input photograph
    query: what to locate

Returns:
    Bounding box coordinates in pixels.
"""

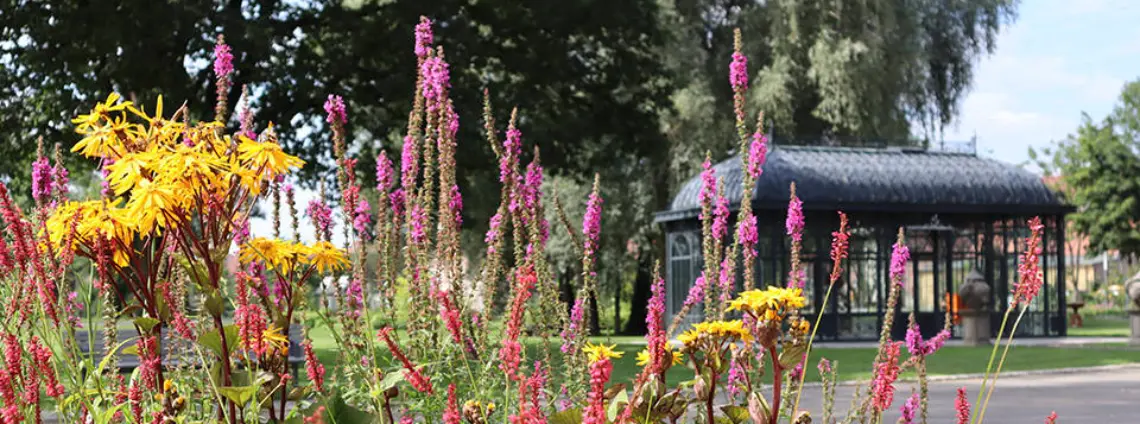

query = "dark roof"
[657,145,1070,223]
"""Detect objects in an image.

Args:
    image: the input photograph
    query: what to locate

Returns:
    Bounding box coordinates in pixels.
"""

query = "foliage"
[0,17,1053,424]
[1033,79,1140,257]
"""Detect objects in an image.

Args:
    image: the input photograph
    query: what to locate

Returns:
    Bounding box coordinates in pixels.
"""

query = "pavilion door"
[894,228,952,340]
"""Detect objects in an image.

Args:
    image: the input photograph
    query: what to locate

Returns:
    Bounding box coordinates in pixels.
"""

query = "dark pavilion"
[655,144,1072,340]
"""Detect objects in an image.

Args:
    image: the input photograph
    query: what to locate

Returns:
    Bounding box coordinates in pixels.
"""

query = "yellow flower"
[262,326,290,354]
[237,135,304,179]
[582,342,623,364]
[304,241,349,274]
[635,344,684,367]
[240,238,302,271]
[71,93,139,158]
[728,286,806,322]
[125,179,178,235]
[105,149,159,195]
[678,329,701,346]
[689,320,752,343]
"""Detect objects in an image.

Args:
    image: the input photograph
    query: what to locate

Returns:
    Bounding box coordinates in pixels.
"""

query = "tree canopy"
[1034,80,1140,257]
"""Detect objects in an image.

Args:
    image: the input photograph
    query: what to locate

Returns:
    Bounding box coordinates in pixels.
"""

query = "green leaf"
[378,370,404,391]
[549,409,583,424]
[199,325,240,357]
[133,317,161,334]
[95,337,137,374]
[217,385,260,406]
[204,292,225,317]
[779,343,808,369]
[721,405,751,424]
[121,345,139,356]
[607,387,629,421]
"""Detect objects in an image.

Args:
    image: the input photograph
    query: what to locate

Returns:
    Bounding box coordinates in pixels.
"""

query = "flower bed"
[0,18,1057,424]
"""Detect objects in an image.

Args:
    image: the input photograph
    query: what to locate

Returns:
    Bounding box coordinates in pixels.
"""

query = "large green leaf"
[133,317,160,334]
[217,385,260,406]
[549,409,584,424]
[607,387,630,421]
[378,370,404,391]
[721,405,750,424]
[199,325,240,357]
[779,344,808,369]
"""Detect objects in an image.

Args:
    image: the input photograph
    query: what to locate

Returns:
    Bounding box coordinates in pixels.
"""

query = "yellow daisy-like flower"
[236,135,305,178]
[304,241,349,274]
[635,344,684,367]
[124,179,179,235]
[582,342,624,364]
[240,238,300,270]
[105,149,158,195]
[728,286,807,322]
[689,320,753,343]
[262,326,290,355]
[678,329,701,346]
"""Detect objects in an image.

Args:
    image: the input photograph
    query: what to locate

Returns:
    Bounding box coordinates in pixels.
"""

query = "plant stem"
[976,307,1026,424]
[970,305,1014,424]
[791,282,837,420]
[769,346,784,424]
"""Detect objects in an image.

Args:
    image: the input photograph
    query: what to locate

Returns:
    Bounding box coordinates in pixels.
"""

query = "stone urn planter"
[1125,272,1140,346]
[958,270,991,346]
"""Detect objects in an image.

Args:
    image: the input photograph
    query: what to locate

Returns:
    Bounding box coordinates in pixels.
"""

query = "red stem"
[768,346,783,424]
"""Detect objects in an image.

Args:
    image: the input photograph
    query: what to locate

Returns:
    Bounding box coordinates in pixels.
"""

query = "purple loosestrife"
[421,56,450,108]
[871,341,903,413]
[214,40,234,79]
[698,158,717,220]
[711,191,730,242]
[582,184,603,259]
[747,130,768,180]
[1013,217,1045,307]
[31,156,53,205]
[414,16,433,58]
[683,273,709,311]
[645,273,667,372]
[353,197,372,240]
[376,153,395,192]
[738,214,758,254]
[409,204,428,245]
[891,240,911,284]
[324,94,347,126]
[560,297,584,354]
[900,392,920,424]
[448,185,463,227]
[485,212,504,254]
[729,51,748,90]
[305,200,333,242]
[785,190,804,242]
[501,123,522,184]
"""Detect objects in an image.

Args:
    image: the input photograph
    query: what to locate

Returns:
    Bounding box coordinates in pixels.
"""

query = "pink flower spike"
[414,17,434,58]
[214,41,233,79]
[323,94,347,125]
[890,240,910,285]
[729,51,748,90]
[955,387,971,424]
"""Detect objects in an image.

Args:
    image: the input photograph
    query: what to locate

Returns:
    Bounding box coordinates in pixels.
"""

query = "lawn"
[1068,315,1131,337]
[305,321,1140,387]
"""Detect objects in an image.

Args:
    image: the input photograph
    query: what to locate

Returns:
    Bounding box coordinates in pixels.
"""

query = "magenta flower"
[683,273,709,310]
[51,159,69,203]
[214,42,234,79]
[420,56,450,104]
[726,357,745,399]
[871,341,902,412]
[561,297,585,354]
[485,212,504,253]
[729,51,748,90]
[389,188,405,220]
[443,384,460,424]
[501,126,522,183]
[305,200,334,242]
[353,197,372,239]
[400,135,419,191]
[899,392,919,424]
[785,193,804,242]
[747,131,768,180]
[711,192,729,242]
[718,256,734,305]
[582,189,603,258]
[448,185,463,227]
[645,274,667,372]
[31,157,53,204]
[583,357,614,424]
[698,159,716,220]
[955,387,970,424]
[737,213,758,254]
[376,152,395,193]
[1013,217,1045,307]
[414,17,433,58]
[324,94,347,125]
[817,357,832,374]
[890,241,910,284]
[410,204,427,245]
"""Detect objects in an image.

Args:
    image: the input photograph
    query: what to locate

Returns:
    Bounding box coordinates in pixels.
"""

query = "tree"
[1034,80,1140,258]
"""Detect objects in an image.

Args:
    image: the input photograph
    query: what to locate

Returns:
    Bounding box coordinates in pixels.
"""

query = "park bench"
[74,324,306,377]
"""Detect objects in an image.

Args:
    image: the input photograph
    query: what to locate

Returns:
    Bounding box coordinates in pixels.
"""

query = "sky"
[944,0,1140,169]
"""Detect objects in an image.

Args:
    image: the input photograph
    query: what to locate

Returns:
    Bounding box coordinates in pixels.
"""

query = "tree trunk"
[623,253,653,335]
[588,290,601,336]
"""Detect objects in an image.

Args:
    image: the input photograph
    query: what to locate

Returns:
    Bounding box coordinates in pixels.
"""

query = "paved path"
[793,365,1140,422]
[808,336,1130,349]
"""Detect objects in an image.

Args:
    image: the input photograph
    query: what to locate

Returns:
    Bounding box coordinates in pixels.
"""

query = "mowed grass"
[305,322,1140,386]
[1067,315,1131,337]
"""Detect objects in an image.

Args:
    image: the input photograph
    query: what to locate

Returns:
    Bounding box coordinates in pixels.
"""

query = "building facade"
[655,145,1072,340]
